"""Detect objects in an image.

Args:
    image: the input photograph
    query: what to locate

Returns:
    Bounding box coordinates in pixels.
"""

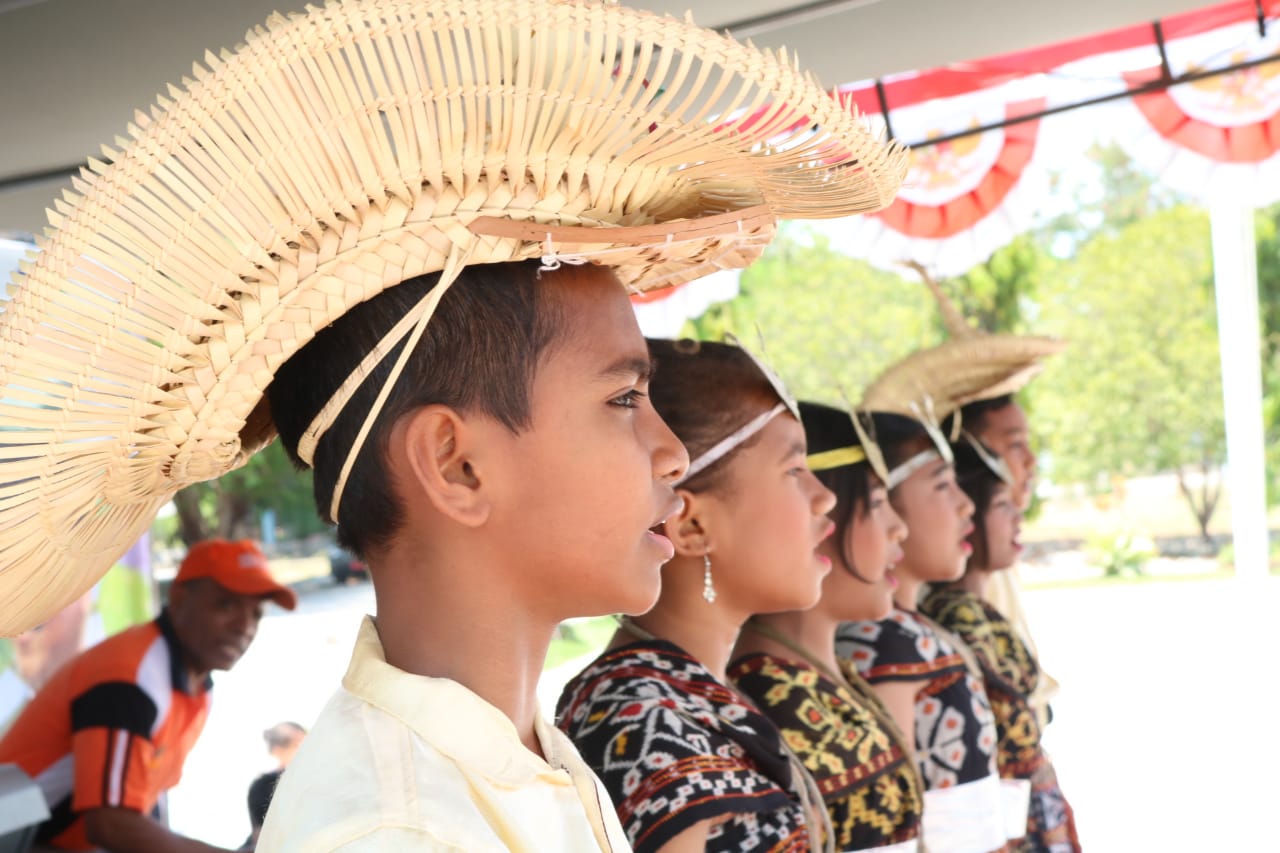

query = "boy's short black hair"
[268,260,564,558]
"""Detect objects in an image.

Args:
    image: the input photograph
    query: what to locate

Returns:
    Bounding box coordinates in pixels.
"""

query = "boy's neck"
[371,548,555,759]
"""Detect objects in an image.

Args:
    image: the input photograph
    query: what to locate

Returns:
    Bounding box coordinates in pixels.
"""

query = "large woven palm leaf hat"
[862,265,1065,420]
[0,0,907,634]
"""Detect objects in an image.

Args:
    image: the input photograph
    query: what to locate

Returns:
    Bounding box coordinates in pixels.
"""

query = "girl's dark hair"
[870,411,935,471]
[800,403,927,581]
[267,260,563,558]
[645,339,781,493]
[951,438,1004,571]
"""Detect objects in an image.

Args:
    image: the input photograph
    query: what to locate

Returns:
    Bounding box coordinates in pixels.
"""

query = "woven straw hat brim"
[0,0,906,634]
[860,335,1066,419]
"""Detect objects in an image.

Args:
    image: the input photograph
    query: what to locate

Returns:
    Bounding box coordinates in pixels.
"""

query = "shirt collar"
[156,609,214,695]
[341,615,583,785]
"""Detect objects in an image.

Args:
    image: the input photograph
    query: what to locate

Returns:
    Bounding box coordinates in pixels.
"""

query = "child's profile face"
[487,265,688,618]
[824,482,905,622]
[980,482,1022,571]
[698,413,836,615]
[892,460,975,583]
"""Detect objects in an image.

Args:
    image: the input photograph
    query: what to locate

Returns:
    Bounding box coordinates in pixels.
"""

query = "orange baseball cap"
[174,539,297,611]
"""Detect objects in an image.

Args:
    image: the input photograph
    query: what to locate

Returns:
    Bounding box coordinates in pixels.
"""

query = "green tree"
[680,227,940,404]
[1252,203,1280,506]
[168,441,324,546]
[1035,205,1225,545]
[941,233,1052,335]
[1042,140,1183,252]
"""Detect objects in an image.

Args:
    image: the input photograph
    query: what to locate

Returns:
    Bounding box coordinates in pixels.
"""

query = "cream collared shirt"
[257,617,631,852]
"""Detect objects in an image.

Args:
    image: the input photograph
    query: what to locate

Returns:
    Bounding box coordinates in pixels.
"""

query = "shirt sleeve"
[69,681,160,814]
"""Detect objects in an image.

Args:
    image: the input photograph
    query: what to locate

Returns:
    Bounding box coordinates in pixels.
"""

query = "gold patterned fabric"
[729,653,923,850]
[921,588,1081,853]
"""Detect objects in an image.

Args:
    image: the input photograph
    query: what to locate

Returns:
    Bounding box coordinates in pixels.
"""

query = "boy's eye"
[610,389,645,408]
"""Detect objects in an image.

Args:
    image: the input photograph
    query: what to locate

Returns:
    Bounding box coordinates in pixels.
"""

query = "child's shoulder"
[836,610,965,681]
[556,639,722,725]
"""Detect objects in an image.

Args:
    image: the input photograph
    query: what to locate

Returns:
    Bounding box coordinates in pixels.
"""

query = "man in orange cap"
[0,539,295,853]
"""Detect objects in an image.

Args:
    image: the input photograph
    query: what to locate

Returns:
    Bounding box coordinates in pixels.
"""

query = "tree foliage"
[680,225,941,405]
[166,441,325,547]
[1033,205,1225,542]
[681,143,1239,544]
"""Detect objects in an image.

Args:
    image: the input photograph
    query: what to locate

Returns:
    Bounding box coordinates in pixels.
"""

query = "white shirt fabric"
[257,617,631,852]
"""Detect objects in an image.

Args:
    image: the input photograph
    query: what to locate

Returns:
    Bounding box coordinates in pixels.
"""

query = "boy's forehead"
[544,266,648,365]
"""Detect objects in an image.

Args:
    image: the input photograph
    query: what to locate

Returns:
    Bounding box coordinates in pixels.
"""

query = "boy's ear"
[665,487,718,557]
[396,405,490,527]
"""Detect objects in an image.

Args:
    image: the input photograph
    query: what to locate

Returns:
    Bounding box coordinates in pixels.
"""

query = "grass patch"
[544,616,619,671]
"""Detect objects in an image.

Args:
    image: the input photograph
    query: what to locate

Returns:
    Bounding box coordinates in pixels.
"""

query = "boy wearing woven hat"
[0,0,905,849]
[0,539,295,853]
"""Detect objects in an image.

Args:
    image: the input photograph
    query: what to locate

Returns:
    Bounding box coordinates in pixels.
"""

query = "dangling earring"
[702,552,717,604]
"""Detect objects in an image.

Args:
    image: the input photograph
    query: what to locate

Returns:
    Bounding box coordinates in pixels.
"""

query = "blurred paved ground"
[167,568,1280,851]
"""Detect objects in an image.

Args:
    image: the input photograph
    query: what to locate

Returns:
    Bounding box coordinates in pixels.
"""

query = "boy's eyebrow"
[597,355,655,382]
[929,460,951,478]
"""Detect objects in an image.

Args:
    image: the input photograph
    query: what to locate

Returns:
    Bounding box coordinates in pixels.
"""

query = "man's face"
[974,402,1036,512]
[168,578,266,675]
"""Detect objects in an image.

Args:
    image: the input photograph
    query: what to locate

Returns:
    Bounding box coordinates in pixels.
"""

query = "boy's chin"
[614,581,664,617]
[586,565,663,618]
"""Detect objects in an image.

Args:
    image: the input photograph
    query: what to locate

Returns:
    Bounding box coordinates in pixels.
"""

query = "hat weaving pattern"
[0,0,907,634]
[862,263,1065,419]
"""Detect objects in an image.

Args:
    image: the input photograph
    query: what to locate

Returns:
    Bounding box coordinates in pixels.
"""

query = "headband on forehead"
[908,396,955,464]
[806,445,867,472]
[886,448,943,490]
[677,334,799,485]
[811,386,894,484]
[724,332,800,420]
[679,402,788,485]
[961,430,1014,485]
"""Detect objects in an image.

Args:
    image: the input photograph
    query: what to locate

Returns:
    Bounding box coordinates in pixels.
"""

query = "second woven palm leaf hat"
[0,0,907,634]
[861,263,1065,422]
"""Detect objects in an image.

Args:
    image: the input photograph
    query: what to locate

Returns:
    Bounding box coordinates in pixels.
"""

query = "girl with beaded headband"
[728,401,925,851]
[833,404,1011,853]
[920,437,1082,853]
[556,338,839,853]
[0,0,908,848]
